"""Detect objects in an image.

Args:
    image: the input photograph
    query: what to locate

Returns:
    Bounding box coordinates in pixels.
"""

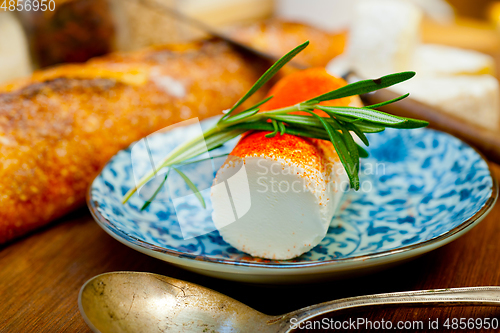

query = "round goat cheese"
[211,132,347,260]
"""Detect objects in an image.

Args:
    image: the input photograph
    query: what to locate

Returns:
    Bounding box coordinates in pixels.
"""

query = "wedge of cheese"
[348,0,423,78]
[211,69,362,260]
[0,12,32,84]
[275,0,354,32]
[332,0,499,131]
[414,44,496,76]
[391,75,500,130]
[211,132,348,260]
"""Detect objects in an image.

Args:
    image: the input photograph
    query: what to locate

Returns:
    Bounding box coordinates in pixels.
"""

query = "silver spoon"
[79,272,500,333]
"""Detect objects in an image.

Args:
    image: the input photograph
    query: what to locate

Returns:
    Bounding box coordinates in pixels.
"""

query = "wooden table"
[0,163,498,332]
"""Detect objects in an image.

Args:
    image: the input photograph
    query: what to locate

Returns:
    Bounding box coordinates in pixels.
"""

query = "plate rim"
[87,127,499,270]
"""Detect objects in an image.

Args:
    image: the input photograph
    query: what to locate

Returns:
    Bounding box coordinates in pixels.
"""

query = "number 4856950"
[1,0,56,11]
[443,317,499,330]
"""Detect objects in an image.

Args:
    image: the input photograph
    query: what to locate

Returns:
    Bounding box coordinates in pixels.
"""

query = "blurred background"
[2,0,500,68]
[2,0,500,132]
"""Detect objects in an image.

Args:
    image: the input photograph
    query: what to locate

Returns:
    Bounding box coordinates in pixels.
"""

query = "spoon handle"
[274,286,500,333]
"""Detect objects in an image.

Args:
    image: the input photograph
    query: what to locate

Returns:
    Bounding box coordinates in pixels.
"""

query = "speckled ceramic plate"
[88,118,497,283]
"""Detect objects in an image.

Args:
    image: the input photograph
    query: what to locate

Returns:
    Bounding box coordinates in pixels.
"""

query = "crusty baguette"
[0,41,264,243]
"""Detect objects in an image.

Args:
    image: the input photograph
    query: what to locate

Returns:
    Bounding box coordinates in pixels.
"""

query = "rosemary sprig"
[305,72,415,104]
[171,167,206,209]
[140,168,171,211]
[139,153,230,211]
[122,41,428,207]
[220,41,309,123]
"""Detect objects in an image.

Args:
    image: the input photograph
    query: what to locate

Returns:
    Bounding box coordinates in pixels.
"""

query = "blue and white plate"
[88,118,497,283]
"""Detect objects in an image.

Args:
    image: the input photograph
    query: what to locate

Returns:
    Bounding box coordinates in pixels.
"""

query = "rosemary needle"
[122,42,428,206]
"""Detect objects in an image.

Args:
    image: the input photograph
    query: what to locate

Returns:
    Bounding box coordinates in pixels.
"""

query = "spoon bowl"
[79,272,500,333]
[79,271,276,333]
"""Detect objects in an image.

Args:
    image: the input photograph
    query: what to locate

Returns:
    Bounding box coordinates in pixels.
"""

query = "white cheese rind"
[348,0,422,78]
[391,75,500,130]
[275,0,354,32]
[0,12,32,84]
[211,155,347,260]
[414,44,496,76]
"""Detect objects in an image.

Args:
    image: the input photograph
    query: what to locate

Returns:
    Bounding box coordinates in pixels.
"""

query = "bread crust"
[0,41,264,243]
[225,19,346,68]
